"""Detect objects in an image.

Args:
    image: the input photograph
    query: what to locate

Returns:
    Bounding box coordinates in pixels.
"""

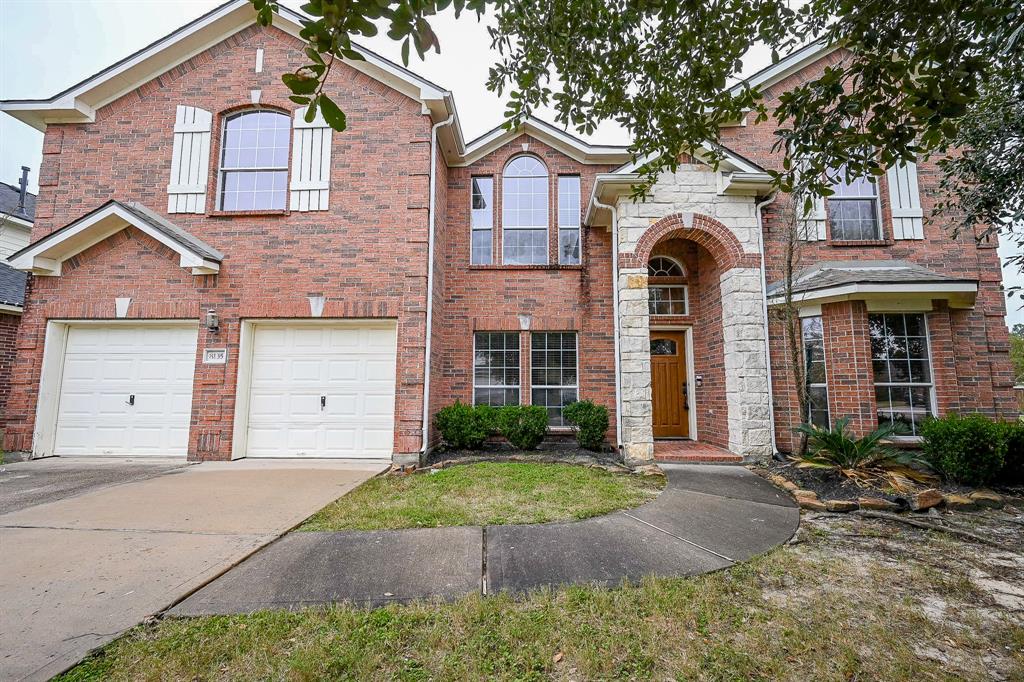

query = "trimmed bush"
[563,400,610,451]
[497,405,549,450]
[434,401,491,450]
[999,420,1024,484]
[920,413,1006,485]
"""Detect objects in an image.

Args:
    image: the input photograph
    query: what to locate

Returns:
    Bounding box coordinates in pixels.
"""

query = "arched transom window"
[502,156,548,265]
[219,110,290,211]
[648,256,685,277]
[648,256,688,316]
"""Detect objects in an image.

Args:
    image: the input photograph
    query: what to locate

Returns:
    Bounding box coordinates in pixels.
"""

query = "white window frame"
[530,331,579,428]
[502,155,549,265]
[826,166,883,241]
[801,315,830,428]
[217,109,291,212]
[470,176,494,265]
[648,284,689,316]
[869,312,937,438]
[557,175,581,265]
[472,332,521,407]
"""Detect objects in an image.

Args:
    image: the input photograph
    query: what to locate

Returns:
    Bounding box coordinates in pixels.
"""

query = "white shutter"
[795,159,827,241]
[167,105,212,214]
[290,107,333,211]
[887,160,924,239]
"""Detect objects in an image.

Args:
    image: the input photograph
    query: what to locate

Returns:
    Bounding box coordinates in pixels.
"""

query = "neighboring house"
[0,1,1016,463]
[0,168,33,435]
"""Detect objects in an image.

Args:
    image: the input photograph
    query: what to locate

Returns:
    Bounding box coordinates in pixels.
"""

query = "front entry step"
[653,441,742,464]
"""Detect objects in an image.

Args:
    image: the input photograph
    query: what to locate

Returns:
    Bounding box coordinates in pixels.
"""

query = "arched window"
[502,156,548,265]
[219,110,291,211]
[648,256,685,277]
[648,256,688,315]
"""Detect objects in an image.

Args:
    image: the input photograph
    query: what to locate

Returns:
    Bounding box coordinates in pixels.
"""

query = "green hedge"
[563,400,610,451]
[433,401,493,450]
[920,413,1009,486]
[496,405,549,450]
[1000,420,1024,484]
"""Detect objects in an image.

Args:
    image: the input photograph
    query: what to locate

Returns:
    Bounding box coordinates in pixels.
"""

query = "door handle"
[320,395,326,410]
[127,394,135,406]
[681,383,688,407]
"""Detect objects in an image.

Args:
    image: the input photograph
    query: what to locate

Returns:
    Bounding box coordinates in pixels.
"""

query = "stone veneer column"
[617,268,655,463]
[719,267,773,459]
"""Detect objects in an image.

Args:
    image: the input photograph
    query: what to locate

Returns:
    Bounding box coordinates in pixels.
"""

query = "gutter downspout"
[421,113,456,457]
[591,197,623,451]
[755,191,779,456]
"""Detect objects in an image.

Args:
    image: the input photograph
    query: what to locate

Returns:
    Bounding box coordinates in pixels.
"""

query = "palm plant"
[794,418,935,490]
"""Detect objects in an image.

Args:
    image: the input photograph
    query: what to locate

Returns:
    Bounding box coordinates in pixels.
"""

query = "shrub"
[998,420,1024,484]
[497,405,549,450]
[563,400,610,451]
[920,413,1006,486]
[795,417,933,489]
[433,401,490,450]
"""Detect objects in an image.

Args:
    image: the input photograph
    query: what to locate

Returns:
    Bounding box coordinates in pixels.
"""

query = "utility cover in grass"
[298,462,665,531]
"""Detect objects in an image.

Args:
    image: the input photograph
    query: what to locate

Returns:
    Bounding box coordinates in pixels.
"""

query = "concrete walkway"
[172,464,799,614]
[0,458,389,682]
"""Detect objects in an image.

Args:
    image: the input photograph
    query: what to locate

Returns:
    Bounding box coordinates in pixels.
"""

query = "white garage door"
[54,325,198,456]
[244,323,397,458]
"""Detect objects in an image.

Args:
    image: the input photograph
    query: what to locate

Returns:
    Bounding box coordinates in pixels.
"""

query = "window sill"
[208,209,290,218]
[469,264,584,271]
[828,239,891,247]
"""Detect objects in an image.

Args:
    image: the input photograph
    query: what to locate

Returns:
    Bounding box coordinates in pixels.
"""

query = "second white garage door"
[244,323,398,458]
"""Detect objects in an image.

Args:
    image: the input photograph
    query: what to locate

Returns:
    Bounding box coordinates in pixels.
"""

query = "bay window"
[801,316,830,428]
[870,313,934,435]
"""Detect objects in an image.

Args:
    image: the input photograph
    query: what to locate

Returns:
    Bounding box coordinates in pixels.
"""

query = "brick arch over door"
[622,213,759,270]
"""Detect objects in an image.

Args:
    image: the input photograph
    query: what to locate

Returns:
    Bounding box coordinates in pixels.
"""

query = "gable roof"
[729,40,840,97]
[8,200,223,276]
[457,117,629,166]
[0,181,36,224]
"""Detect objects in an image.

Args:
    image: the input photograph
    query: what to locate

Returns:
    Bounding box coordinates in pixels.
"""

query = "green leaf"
[282,72,319,95]
[318,94,348,132]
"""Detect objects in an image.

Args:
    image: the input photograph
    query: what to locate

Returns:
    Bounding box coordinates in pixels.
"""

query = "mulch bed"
[422,442,632,473]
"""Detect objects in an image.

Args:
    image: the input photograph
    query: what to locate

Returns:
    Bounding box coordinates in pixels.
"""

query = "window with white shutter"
[167,105,212,214]
[289,107,333,211]
[886,160,924,240]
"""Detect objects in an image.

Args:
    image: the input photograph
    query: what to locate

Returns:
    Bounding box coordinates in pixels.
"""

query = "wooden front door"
[651,331,690,438]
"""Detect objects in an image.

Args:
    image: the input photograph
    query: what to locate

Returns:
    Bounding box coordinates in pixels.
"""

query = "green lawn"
[57,509,1024,681]
[298,461,665,531]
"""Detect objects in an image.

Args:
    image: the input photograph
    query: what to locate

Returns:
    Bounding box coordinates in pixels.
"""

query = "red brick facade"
[1,21,1017,460]
[0,312,18,431]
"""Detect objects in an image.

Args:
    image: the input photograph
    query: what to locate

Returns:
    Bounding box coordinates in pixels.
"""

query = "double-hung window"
[801,316,830,428]
[827,166,881,241]
[218,110,290,211]
[470,177,494,265]
[473,333,520,406]
[870,313,934,435]
[557,176,581,265]
[502,156,548,265]
[531,332,578,426]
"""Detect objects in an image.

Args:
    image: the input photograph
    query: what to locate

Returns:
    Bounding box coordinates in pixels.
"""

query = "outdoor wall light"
[205,309,220,333]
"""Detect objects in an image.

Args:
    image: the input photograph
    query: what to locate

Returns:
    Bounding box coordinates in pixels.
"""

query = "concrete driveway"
[0,457,388,681]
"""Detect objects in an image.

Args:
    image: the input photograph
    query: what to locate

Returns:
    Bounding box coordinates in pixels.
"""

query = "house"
[0,1,1016,463]
[0,167,34,437]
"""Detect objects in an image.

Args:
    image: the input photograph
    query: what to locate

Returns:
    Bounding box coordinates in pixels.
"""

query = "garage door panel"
[54,325,198,456]
[245,323,397,458]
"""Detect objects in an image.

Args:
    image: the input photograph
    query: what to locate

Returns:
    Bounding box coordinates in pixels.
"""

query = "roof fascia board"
[729,40,841,97]
[613,141,764,175]
[1,214,33,229]
[455,118,630,166]
[1,0,455,131]
[8,202,220,276]
[584,173,641,225]
[0,303,23,314]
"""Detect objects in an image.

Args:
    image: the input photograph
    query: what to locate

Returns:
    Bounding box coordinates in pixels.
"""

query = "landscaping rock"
[794,490,826,511]
[825,500,859,513]
[911,489,944,512]
[968,490,1004,509]
[943,494,978,511]
[632,464,663,477]
[858,497,901,512]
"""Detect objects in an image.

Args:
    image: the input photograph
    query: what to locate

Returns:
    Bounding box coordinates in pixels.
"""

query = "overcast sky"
[0,0,1020,327]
